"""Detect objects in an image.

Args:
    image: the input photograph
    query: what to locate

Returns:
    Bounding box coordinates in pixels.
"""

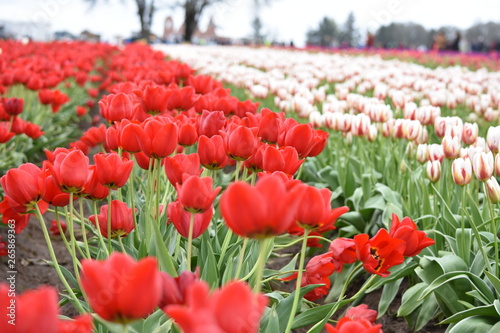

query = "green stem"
[187,212,195,271]
[34,204,85,313]
[234,160,242,182]
[484,183,499,277]
[78,198,91,258]
[107,191,113,254]
[253,237,271,293]
[67,192,82,278]
[118,236,127,254]
[54,207,71,256]
[93,200,109,257]
[122,324,128,333]
[234,238,249,279]
[284,229,310,333]
[217,228,234,269]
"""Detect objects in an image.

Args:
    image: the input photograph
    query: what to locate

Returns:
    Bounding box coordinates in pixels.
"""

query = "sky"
[0,0,499,46]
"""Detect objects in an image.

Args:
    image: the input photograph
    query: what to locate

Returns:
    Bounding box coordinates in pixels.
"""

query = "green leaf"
[378,278,403,317]
[440,304,500,324]
[200,240,219,288]
[263,307,280,333]
[413,293,439,331]
[418,271,495,305]
[448,316,497,333]
[398,282,428,317]
[484,270,500,297]
[292,301,350,329]
[365,259,418,293]
[276,284,323,332]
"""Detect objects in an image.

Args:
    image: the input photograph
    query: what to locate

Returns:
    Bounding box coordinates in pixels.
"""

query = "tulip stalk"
[484,182,499,277]
[186,212,195,270]
[284,229,310,333]
[67,192,82,278]
[93,200,109,257]
[34,204,85,314]
[253,237,272,294]
[78,198,91,258]
[107,191,113,253]
[234,238,249,279]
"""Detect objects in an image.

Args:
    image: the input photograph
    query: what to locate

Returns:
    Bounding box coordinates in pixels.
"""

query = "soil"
[1,218,447,333]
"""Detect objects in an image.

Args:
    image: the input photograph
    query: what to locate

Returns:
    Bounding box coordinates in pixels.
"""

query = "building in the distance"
[163,16,229,44]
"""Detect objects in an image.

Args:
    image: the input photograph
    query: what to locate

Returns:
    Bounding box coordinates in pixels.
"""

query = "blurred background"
[0,0,499,52]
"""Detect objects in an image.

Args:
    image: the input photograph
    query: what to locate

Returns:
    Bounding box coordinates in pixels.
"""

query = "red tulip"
[50,219,67,236]
[80,252,162,323]
[159,269,200,308]
[262,145,304,176]
[47,149,90,193]
[199,110,226,137]
[0,284,59,333]
[278,121,316,158]
[197,134,230,170]
[0,198,31,234]
[89,200,135,238]
[167,200,213,239]
[292,185,349,232]
[176,175,220,213]
[0,125,14,143]
[258,108,284,144]
[94,152,134,188]
[23,123,44,139]
[99,93,135,123]
[223,123,259,161]
[138,118,179,158]
[136,84,171,115]
[220,173,299,238]
[164,280,267,333]
[58,314,94,333]
[355,229,406,277]
[164,153,202,185]
[1,163,43,213]
[325,318,382,333]
[329,238,357,273]
[119,120,144,153]
[2,97,24,116]
[243,141,266,172]
[389,214,435,257]
[282,251,336,301]
[178,119,198,147]
[345,304,378,323]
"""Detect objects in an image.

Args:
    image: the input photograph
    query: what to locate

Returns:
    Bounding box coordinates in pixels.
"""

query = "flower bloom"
[197,134,230,170]
[354,229,406,277]
[329,238,357,273]
[88,200,135,238]
[222,123,259,161]
[462,122,478,145]
[389,214,435,257]
[164,280,267,333]
[80,252,162,323]
[164,153,202,185]
[1,163,43,213]
[426,160,441,183]
[47,149,90,193]
[159,269,200,308]
[0,284,59,333]
[2,97,24,116]
[442,135,461,159]
[94,152,134,188]
[472,151,494,181]
[452,157,472,186]
[485,176,500,203]
[220,173,299,238]
[345,304,378,323]
[176,175,220,213]
[262,145,304,176]
[167,200,213,238]
[325,318,382,333]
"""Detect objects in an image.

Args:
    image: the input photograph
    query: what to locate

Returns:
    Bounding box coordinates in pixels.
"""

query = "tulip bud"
[485,176,500,203]
[452,158,472,186]
[416,144,429,164]
[427,160,441,183]
[462,122,478,145]
[442,135,461,159]
[472,151,494,181]
[428,144,444,163]
[487,126,500,153]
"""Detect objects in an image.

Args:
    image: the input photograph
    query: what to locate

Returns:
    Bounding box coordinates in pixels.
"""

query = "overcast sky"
[1,0,499,46]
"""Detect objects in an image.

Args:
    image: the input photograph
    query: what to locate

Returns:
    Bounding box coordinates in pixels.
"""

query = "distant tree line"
[306,14,500,52]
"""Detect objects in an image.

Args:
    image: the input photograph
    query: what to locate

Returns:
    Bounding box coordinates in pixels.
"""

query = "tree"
[86,0,224,43]
[339,12,359,47]
[306,17,338,47]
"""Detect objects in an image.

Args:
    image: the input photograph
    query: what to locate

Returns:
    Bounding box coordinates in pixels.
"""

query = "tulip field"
[1,40,500,333]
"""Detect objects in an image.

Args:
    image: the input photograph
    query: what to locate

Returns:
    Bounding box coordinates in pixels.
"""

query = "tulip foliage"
[1,41,500,333]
